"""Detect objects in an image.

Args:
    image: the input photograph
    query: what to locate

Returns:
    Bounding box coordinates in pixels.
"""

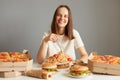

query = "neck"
[59,28,65,35]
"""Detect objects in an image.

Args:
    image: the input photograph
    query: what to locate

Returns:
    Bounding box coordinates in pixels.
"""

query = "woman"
[37,5,88,64]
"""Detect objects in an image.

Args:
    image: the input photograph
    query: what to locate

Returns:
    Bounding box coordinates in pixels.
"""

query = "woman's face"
[56,7,69,29]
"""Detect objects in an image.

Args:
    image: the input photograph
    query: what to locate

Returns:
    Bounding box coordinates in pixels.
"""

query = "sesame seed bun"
[42,63,57,69]
[69,65,90,76]
[70,65,88,72]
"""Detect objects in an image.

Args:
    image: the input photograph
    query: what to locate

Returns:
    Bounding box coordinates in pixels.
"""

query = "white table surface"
[0,63,120,80]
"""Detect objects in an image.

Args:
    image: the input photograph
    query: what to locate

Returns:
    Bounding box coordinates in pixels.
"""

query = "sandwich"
[25,69,52,79]
[42,63,57,74]
[69,65,90,76]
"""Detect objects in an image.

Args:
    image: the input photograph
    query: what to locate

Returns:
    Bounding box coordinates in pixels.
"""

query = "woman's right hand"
[44,33,59,43]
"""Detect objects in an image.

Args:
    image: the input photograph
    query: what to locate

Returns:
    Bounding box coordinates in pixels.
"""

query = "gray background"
[0,0,120,62]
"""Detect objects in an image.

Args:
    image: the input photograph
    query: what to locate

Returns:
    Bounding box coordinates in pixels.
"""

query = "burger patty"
[57,63,69,69]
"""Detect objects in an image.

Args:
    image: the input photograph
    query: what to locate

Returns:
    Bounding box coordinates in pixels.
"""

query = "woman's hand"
[77,46,88,63]
[80,56,88,63]
[44,33,59,43]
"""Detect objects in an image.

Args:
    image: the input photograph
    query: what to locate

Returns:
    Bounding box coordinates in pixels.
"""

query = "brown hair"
[51,5,74,40]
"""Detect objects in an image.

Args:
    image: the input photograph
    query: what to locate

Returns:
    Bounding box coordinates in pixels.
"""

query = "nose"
[60,15,64,20]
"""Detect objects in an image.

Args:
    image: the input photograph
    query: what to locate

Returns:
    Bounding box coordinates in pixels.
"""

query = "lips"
[57,20,67,27]
[58,19,65,24]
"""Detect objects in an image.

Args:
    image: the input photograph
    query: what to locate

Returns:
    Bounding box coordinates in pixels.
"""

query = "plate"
[66,72,91,78]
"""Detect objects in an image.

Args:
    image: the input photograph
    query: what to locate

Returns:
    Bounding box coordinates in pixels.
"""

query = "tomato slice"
[1,53,7,56]
[67,57,72,61]
[53,54,58,58]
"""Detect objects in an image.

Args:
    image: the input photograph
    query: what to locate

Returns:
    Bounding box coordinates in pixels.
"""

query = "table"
[0,63,120,80]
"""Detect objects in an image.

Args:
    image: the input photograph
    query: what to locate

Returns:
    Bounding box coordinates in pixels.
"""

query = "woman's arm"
[37,33,59,64]
[77,46,88,63]
[37,38,48,64]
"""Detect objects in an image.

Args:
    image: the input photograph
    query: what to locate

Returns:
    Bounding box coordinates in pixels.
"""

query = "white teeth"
[61,20,64,22]
[59,20,64,23]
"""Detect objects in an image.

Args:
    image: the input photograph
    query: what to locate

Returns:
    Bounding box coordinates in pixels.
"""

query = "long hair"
[51,5,74,40]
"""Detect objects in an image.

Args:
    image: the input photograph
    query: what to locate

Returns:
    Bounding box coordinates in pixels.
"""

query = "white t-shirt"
[41,29,84,60]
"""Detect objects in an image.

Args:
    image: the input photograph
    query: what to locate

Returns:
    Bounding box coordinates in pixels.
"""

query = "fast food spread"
[2,50,120,78]
[0,52,30,62]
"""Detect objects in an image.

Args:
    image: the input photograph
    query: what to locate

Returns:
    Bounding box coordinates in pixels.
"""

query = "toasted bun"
[70,65,88,72]
[42,63,57,69]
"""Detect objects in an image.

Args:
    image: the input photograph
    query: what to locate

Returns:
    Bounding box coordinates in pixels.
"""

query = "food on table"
[45,56,58,64]
[42,63,58,74]
[25,69,52,79]
[56,51,72,63]
[91,55,120,64]
[45,51,72,69]
[0,52,30,62]
[0,52,11,62]
[69,64,90,76]
[10,52,29,62]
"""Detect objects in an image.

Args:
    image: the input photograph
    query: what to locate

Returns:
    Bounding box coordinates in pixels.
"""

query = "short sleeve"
[40,31,51,48]
[73,29,84,49]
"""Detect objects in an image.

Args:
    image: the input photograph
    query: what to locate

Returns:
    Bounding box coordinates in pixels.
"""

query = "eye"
[64,15,68,18]
[57,14,61,17]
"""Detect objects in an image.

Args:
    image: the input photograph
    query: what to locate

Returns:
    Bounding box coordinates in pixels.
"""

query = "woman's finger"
[50,34,59,42]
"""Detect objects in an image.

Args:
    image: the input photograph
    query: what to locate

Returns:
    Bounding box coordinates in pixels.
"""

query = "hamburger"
[42,63,57,74]
[69,65,90,76]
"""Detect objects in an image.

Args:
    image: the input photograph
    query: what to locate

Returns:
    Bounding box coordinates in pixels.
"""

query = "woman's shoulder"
[43,30,51,36]
[73,29,79,35]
